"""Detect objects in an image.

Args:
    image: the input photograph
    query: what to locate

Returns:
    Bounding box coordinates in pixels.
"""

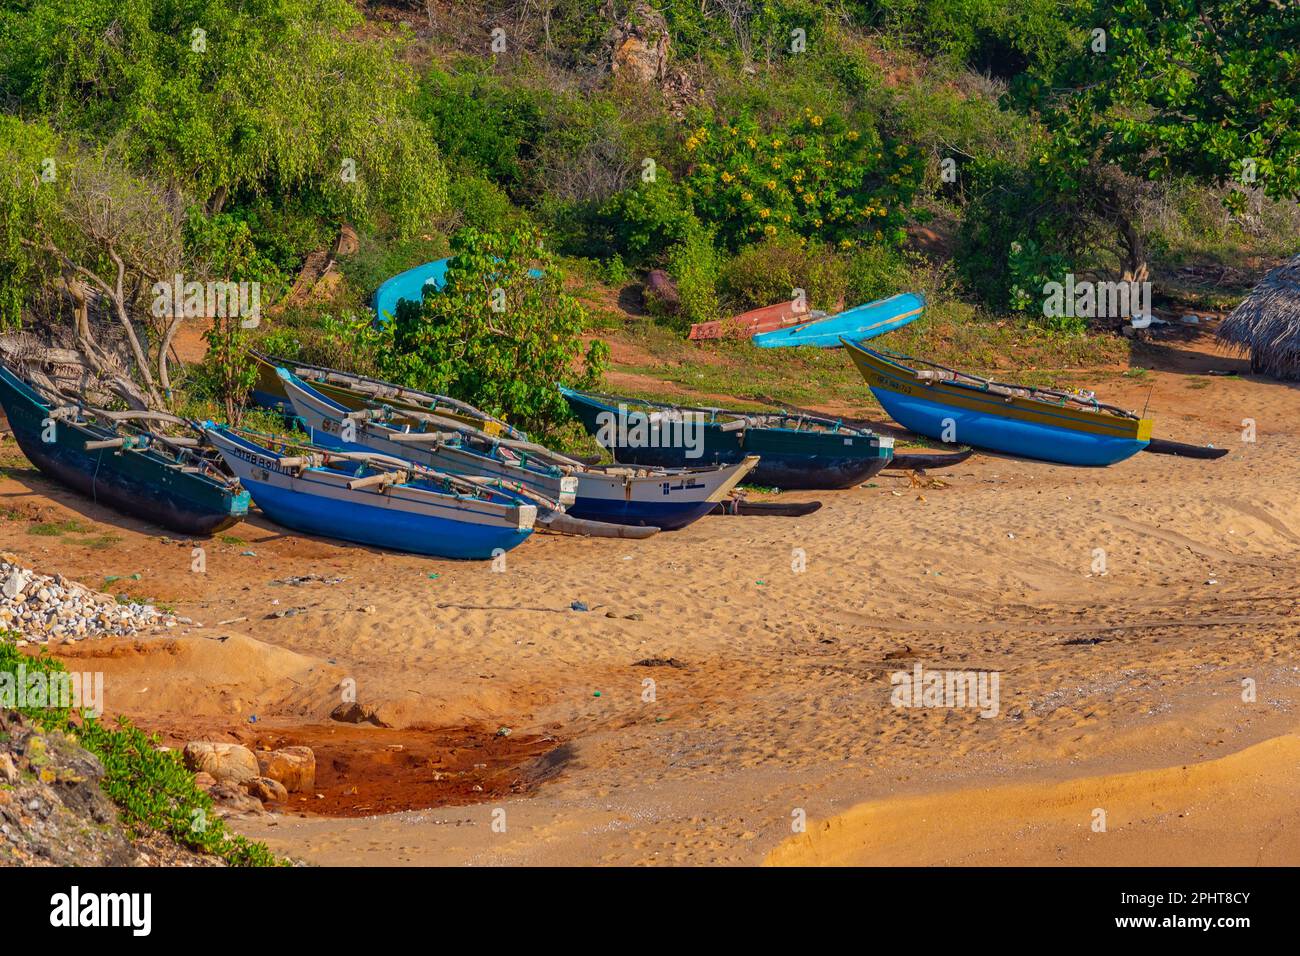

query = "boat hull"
[567,460,756,531]
[286,369,750,529]
[0,367,248,535]
[753,293,925,348]
[561,389,892,490]
[204,427,534,559]
[689,302,814,341]
[844,341,1151,467]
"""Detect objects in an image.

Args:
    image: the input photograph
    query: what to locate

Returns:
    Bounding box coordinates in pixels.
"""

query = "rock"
[256,746,316,793]
[208,782,266,816]
[246,776,289,803]
[181,742,260,786]
[0,752,17,784]
[610,2,670,84]
[2,569,29,600]
[192,771,217,791]
[644,269,680,314]
[334,223,359,258]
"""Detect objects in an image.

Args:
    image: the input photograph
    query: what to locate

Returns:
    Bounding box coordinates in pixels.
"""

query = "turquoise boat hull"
[372,258,450,323]
[753,292,925,348]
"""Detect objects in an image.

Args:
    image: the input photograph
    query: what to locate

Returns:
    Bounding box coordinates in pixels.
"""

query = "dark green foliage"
[1023,0,1300,207]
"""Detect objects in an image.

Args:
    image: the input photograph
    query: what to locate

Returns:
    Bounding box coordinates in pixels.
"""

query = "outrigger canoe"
[0,363,248,535]
[203,425,536,559]
[843,341,1151,466]
[283,371,756,531]
[561,387,894,489]
[248,351,517,437]
[753,293,925,348]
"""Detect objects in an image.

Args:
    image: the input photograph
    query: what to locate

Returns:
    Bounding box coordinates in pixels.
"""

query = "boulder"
[209,781,266,816]
[644,269,680,314]
[246,776,289,803]
[2,569,29,600]
[610,2,670,84]
[256,745,316,793]
[182,742,260,786]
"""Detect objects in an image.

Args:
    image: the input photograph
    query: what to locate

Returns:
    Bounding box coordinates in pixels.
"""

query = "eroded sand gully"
[2,359,1298,865]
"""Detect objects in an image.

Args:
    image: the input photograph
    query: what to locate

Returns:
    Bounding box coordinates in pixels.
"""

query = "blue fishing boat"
[282,371,756,531]
[0,363,248,535]
[202,425,536,559]
[279,370,578,506]
[372,257,544,324]
[753,292,925,348]
[561,387,894,489]
[844,341,1152,466]
[372,258,452,324]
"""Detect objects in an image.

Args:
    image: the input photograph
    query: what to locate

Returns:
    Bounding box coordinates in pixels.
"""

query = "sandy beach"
[2,327,1297,866]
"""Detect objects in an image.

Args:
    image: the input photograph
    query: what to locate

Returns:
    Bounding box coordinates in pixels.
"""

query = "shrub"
[446,171,517,232]
[603,176,700,263]
[251,310,391,378]
[720,236,847,312]
[844,244,915,305]
[383,224,608,438]
[681,107,923,250]
[665,227,722,326]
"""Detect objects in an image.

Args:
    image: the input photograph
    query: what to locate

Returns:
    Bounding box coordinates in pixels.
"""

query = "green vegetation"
[0,0,1295,422]
[385,224,609,437]
[0,634,281,866]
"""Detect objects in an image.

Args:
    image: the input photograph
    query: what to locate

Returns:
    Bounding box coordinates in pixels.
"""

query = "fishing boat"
[280,370,575,505]
[371,256,543,325]
[753,293,925,348]
[372,257,452,323]
[202,425,536,559]
[283,371,757,530]
[0,363,248,534]
[843,341,1152,466]
[561,387,894,490]
[248,351,517,437]
[689,302,825,341]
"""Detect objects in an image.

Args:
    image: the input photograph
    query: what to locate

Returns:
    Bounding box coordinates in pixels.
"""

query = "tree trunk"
[1115,208,1149,284]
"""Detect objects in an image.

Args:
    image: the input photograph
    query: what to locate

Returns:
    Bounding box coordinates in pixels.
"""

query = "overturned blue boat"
[753,292,925,348]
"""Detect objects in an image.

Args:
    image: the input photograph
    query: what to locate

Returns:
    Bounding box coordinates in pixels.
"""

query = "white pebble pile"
[0,555,193,643]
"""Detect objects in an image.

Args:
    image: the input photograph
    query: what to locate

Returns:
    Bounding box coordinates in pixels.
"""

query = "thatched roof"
[1217,255,1300,378]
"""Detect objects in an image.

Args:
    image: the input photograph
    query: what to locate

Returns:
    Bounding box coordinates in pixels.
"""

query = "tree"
[0,118,181,408]
[0,0,448,238]
[384,226,609,438]
[1022,0,1300,279]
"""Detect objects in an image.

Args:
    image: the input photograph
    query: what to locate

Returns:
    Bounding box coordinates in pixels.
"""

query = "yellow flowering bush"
[681,109,922,249]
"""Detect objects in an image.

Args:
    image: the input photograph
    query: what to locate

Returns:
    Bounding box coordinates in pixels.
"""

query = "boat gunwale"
[560,386,878,438]
[844,341,1151,439]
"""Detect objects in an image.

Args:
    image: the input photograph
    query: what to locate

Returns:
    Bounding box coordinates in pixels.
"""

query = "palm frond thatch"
[1217,254,1300,379]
